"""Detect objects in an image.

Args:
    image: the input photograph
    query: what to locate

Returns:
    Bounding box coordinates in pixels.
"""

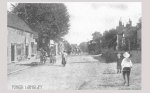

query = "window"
[30,33,32,38]
[17,44,22,55]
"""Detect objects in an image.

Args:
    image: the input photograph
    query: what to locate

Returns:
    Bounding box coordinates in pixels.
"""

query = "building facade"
[7,12,38,63]
[115,19,141,51]
[116,19,125,51]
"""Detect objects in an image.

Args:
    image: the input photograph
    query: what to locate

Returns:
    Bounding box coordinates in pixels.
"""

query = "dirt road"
[7,54,141,90]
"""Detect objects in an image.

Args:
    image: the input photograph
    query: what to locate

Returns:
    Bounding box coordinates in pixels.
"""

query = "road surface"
[7,54,141,90]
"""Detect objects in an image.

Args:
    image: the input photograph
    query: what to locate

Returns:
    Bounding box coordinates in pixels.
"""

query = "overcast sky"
[7,2,142,45]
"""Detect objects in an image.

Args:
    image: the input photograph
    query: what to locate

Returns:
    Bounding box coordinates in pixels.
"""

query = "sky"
[7,2,142,45]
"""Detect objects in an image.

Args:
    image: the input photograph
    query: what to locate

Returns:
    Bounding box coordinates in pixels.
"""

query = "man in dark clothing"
[116,53,123,73]
[40,48,46,64]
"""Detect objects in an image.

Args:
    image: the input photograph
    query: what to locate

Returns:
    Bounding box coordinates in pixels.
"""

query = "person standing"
[49,46,54,64]
[116,53,123,73]
[43,49,47,64]
[40,48,44,64]
[62,50,67,66]
[121,52,133,86]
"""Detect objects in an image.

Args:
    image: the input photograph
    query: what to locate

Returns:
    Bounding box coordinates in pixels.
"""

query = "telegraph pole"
[116,34,119,52]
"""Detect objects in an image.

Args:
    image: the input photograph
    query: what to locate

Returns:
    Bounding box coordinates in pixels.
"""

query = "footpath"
[7,55,62,75]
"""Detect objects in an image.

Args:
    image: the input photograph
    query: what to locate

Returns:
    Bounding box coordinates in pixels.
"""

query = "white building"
[7,12,38,63]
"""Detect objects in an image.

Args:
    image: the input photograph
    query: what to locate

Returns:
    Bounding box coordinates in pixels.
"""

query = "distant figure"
[40,48,46,64]
[62,50,67,66]
[49,46,56,64]
[121,52,133,86]
[116,53,123,73]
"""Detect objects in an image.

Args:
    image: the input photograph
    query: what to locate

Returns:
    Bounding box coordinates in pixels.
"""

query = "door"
[25,46,28,58]
[11,44,15,61]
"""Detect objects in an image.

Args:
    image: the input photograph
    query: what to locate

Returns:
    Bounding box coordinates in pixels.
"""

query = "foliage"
[101,52,117,63]
[106,29,117,48]
[11,3,70,42]
[79,42,88,52]
[87,29,117,54]
[63,40,72,54]
[92,31,102,41]
[136,17,142,30]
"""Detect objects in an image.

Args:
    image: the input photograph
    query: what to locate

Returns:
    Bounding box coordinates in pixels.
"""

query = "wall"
[7,27,25,63]
[7,27,35,63]
[25,32,34,59]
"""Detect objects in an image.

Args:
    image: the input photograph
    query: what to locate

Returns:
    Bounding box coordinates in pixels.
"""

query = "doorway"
[11,44,15,61]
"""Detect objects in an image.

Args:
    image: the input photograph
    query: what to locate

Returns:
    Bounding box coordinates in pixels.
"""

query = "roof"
[116,25,125,34]
[7,12,34,34]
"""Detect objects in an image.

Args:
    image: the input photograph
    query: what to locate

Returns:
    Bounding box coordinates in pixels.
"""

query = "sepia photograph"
[7,2,141,90]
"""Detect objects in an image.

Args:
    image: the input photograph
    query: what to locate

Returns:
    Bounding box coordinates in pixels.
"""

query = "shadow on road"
[103,72,118,74]
[70,61,100,64]
[47,64,65,67]
[16,62,39,67]
[98,84,123,87]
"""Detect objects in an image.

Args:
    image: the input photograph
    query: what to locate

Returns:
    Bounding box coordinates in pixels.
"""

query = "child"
[116,53,122,73]
[121,52,133,86]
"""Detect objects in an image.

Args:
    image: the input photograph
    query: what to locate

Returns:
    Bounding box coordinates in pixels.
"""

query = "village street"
[7,54,141,90]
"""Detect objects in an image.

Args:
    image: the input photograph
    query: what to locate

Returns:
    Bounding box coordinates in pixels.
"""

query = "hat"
[123,52,130,58]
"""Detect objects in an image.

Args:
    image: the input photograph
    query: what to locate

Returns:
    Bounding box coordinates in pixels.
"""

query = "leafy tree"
[87,40,97,54]
[79,42,88,52]
[91,31,103,53]
[103,29,117,48]
[92,31,102,41]
[136,17,142,30]
[11,3,70,48]
[136,17,142,49]
[63,40,72,54]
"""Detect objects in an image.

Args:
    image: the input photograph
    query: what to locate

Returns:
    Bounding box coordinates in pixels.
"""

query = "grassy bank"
[93,50,141,63]
[80,63,141,90]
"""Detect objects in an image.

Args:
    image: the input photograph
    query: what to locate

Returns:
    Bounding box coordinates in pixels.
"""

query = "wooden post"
[129,39,130,51]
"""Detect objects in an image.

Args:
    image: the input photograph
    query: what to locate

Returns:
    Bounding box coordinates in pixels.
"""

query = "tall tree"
[91,31,103,53]
[92,31,102,41]
[103,29,117,48]
[79,42,88,52]
[11,3,70,47]
[136,17,142,30]
[63,40,72,54]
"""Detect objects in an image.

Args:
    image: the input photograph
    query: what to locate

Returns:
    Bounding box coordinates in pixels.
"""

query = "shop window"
[17,44,22,55]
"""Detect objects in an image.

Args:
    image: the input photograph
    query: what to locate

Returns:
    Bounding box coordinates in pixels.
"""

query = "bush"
[101,52,117,63]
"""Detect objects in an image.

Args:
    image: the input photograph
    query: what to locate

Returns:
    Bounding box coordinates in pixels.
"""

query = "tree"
[136,17,142,50]
[136,17,142,30]
[87,40,97,54]
[11,3,70,48]
[79,42,88,52]
[103,29,117,48]
[91,31,103,53]
[63,40,72,54]
[92,31,102,41]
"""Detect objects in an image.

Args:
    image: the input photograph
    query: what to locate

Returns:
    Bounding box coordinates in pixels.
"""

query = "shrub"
[101,52,117,63]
